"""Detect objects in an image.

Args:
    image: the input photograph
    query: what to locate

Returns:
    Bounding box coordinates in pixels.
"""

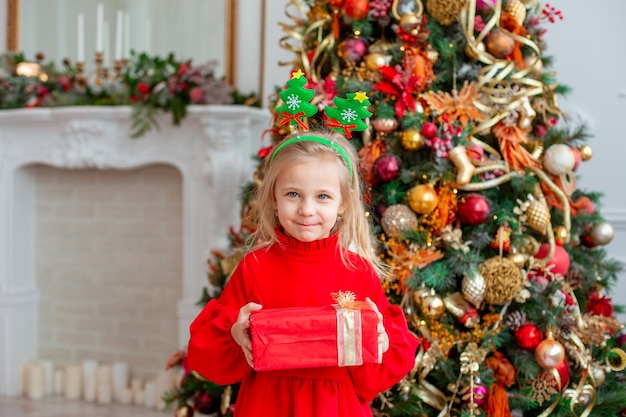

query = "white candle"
[96,3,104,52]
[53,369,64,396]
[134,389,145,406]
[143,381,156,408]
[119,388,133,405]
[112,361,129,402]
[40,360,54,396]
[64,365,82,400]
[97,383,112,404]
[26,363,45,400]
[130,377,142,394]
[82,359,98,401]
[103,21,110,65]
[96,365,112,386]
[77,13,85,62]
[114,9,123,61]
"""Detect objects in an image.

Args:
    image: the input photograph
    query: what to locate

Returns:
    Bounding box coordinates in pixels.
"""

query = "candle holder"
[95,51,104,86]
[114,60,123,79]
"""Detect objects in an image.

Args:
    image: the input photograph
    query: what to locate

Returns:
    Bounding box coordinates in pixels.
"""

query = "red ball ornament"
[374,153,402,183]
[515,323,544,350]
[193,391,216,414]
[457,193,491,225]
[343,0,370,20]
[421,122,438,139]
[535,243,570,277]
[554,358,570,389]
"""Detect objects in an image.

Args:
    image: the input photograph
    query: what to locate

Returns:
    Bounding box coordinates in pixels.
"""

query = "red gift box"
[250,305,381,371]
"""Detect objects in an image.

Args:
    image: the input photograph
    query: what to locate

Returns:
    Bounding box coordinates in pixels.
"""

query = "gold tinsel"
[426,0,467,26]
[478,256,524,305]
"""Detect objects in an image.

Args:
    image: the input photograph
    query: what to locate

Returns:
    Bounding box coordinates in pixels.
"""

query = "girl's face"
[273,158,346,242]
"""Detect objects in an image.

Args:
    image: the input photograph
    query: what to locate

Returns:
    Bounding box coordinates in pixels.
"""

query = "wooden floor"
[0,396,171,417]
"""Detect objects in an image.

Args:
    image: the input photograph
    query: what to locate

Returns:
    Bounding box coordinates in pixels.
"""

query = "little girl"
[187,130,419,417]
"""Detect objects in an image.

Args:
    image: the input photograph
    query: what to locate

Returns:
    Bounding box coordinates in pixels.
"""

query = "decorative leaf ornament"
[324,91,373,138]
[276,69,318,130]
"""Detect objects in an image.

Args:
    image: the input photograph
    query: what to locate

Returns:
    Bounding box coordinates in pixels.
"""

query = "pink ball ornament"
[457,193,491,225]
[535,243,570,277]
[374,153,402,183]
[515,323,544,351]
[472,382,488,406]
[342,38,368,63]
[476,0,496,14]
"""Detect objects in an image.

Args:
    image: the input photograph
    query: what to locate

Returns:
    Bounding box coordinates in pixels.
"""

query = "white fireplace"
[0,105,270,396]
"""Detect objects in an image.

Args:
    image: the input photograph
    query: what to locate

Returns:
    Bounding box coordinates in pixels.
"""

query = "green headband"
[269,135,354,178]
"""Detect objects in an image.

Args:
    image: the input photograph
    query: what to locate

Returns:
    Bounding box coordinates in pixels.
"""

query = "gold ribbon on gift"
[334,305,363,366]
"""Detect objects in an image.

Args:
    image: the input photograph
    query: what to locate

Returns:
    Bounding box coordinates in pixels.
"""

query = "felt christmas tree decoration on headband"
[276,69,372,139]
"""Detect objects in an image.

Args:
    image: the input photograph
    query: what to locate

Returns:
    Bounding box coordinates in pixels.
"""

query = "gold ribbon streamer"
[278,0,336,84]
[460,0,561,138]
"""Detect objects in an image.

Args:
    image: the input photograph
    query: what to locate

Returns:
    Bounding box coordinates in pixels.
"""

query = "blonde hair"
[250,129,387,277]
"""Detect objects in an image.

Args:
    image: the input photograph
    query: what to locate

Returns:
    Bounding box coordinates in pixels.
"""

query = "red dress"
[188,230,419,417]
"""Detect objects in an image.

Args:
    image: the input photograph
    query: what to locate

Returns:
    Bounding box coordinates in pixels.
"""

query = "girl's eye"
[287,191,299,198]
[318,194,329,200]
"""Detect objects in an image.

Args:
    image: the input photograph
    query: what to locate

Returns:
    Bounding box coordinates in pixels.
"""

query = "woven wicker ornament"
[478,256,524,305]
[425,0,466,26]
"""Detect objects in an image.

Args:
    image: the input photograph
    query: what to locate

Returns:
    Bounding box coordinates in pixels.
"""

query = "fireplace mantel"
[0,105,270,395]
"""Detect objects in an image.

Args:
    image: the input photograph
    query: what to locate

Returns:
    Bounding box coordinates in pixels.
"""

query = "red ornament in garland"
[421,122,438,139]
[535,243,570,277]
[515,323,544,350]
[343,0,370,20]
[373,153,402,183]
[457,193,491,225]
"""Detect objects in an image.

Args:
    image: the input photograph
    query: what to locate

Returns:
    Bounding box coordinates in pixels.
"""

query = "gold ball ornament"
[526,199,551,235]
[521,235,540,256]
[553,225,570,245]
[462,270,486,308]
[578,144,593,161]
[399,13,422,35]
[426,0,467,26]
[465,42,486,60]
[371,118,398,136]
[420,290,445,319]
[478,256,524,305]
[412,286,432,308]
[507,252,527,268]
[401,129,425,151]
[175,404,195,417]
[407,184,439,215]
[364,53,392,71]
[535,335,566,369]
[381,204,419,237]
[589,221,615,246]
[485,29,515,59]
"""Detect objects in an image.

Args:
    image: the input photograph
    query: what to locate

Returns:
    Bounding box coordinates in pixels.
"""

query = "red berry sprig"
[542,3,563,23]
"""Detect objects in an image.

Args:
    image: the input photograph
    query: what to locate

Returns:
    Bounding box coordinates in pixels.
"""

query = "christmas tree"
[165,1,626,416]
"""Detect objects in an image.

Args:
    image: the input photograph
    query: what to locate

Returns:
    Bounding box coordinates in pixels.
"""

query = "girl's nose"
[298,199,315,216]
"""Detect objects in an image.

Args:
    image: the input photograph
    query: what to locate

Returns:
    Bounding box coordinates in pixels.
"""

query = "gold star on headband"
[291,69,305,79]
[353,91,369,103]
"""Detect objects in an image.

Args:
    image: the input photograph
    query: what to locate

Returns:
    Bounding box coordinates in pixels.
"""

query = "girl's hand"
[365,297,389,354]
[231,302,262,368]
